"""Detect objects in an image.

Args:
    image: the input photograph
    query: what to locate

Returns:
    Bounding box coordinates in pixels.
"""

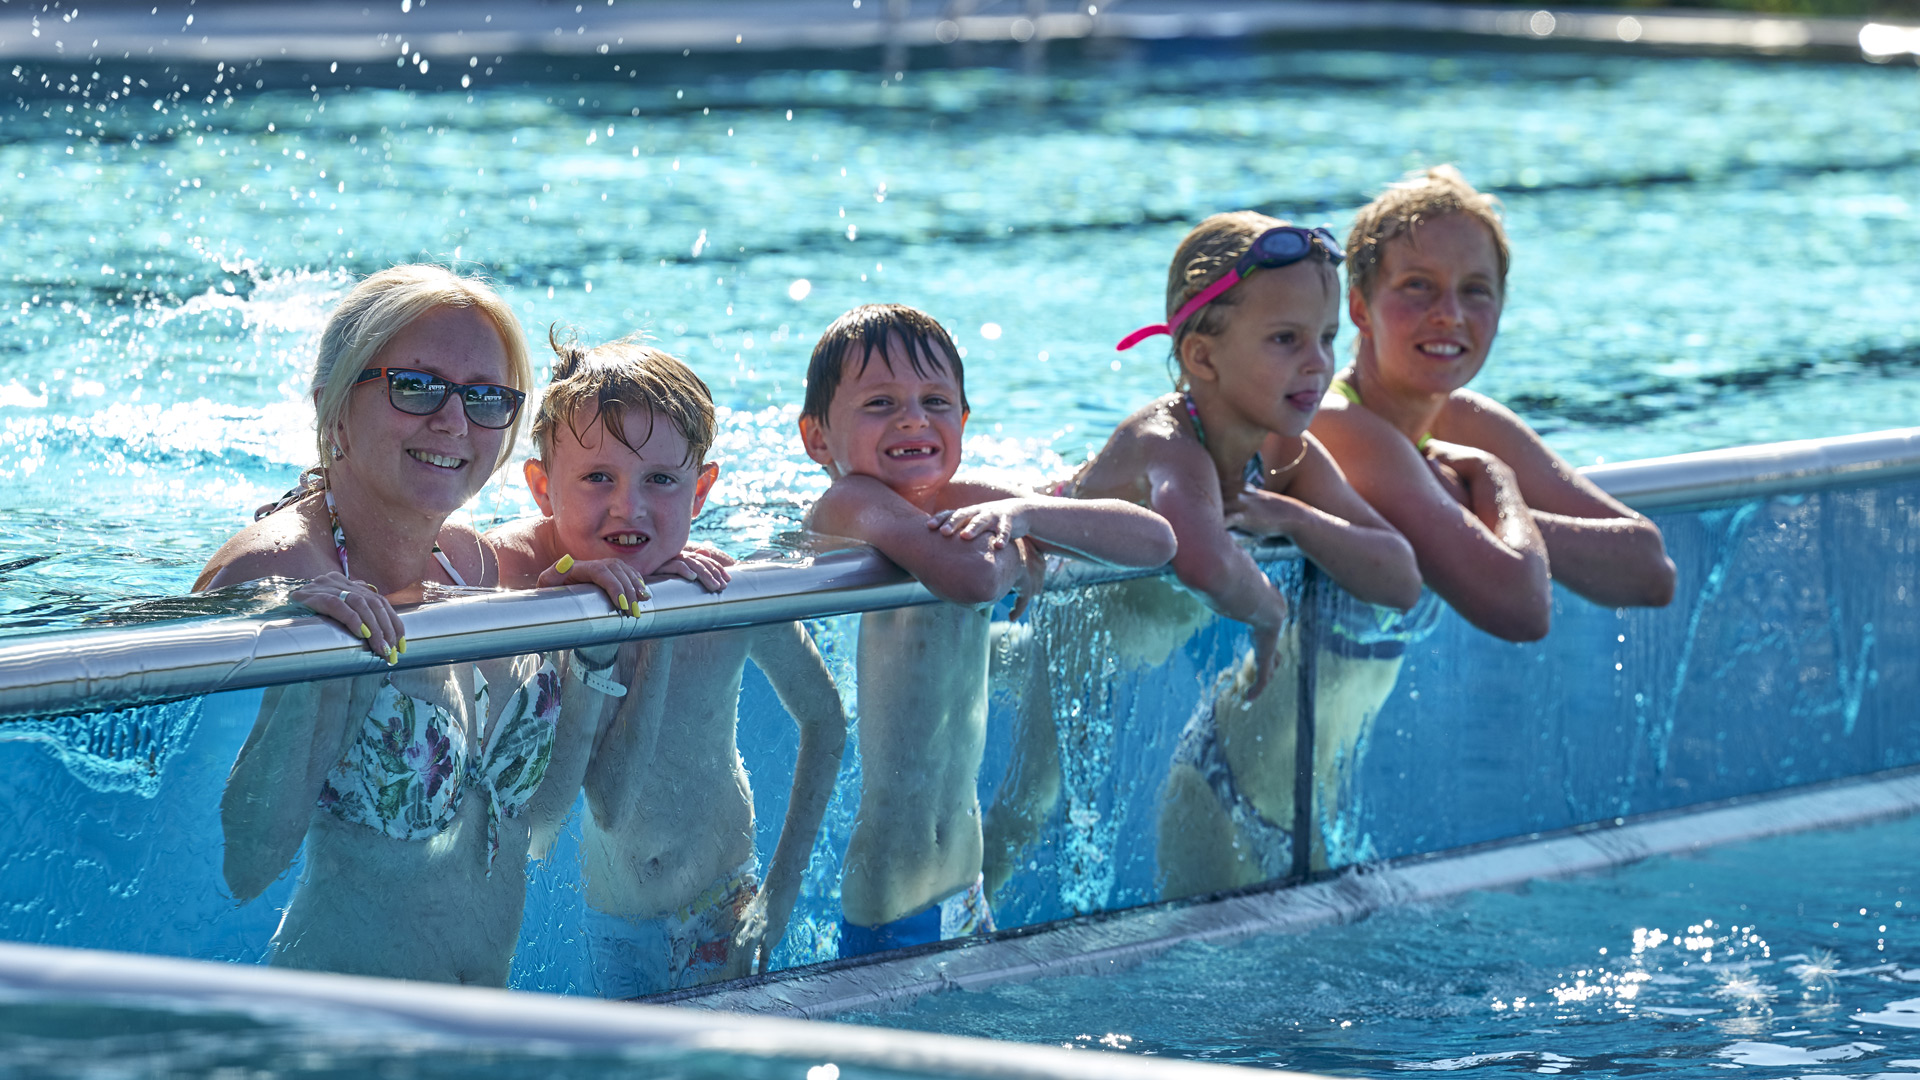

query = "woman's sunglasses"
[1117,225,1346,351]
[355,367,526,430]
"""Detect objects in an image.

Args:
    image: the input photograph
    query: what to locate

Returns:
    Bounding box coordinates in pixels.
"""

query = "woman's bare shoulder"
[196,503,330,591]
[435,521,497,588]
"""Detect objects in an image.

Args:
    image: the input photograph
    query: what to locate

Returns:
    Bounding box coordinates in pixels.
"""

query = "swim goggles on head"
[355,367,527,429]
[1116,225,1346,351]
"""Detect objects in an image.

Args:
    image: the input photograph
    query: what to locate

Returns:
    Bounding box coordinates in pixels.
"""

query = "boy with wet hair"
[490,335,848,995]
[798,303,1177,956]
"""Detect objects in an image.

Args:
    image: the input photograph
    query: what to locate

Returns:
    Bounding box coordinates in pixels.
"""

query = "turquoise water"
[847,810,1920,1078]
[2,45,1919,628]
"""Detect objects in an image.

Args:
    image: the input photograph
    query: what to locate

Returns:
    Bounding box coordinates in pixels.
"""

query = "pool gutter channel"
[667,765,1920,1019]
[1,426,1917,722]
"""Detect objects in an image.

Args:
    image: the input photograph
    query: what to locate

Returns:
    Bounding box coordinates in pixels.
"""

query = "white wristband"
[569,653,627,697]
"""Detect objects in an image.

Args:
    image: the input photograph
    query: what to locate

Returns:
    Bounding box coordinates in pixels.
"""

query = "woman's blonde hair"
[1345,165,1510,304]
[310,264,531,474]
[532,329,715,467]
[1163,210,1339,384]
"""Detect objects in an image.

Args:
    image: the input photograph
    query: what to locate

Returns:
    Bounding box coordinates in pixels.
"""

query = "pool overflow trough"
[3,428,1920,1024]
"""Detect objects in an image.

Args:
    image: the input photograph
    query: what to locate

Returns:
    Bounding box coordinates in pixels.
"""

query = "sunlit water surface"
[846,812,1920,1078]
[2,45,1918,629]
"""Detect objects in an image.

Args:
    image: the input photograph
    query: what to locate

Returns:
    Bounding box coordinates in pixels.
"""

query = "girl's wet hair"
[1164,210,1338,385]
[1346,164,1510,303]
[532,327,715,468]
[801,303,968,425]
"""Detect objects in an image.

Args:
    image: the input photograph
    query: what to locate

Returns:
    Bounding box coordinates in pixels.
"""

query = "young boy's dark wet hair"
[801,303,969,425]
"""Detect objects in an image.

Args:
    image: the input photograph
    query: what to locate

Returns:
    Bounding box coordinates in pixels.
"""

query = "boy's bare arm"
[930,480,1178,569]
[809,475,1029,607]
[739,621,849,971]
[581,638,674,828]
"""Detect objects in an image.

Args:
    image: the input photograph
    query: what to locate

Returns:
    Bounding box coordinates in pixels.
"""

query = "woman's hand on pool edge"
[537,556,650,614]
[290,572,404,663]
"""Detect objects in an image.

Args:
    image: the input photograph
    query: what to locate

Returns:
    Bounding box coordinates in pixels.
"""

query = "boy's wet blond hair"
[1346,165,1511,303]
[532,329,715,468]
[1163,210,1339,384]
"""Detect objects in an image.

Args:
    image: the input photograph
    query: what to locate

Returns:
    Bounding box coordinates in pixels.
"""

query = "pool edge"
[668,765,1920,1018]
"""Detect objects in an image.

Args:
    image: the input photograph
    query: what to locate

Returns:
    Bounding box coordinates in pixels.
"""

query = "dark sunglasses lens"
[461,385,520,429]
[387,370,449,415]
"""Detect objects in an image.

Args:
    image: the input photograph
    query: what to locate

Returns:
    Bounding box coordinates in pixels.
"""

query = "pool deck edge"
[672,767,1920,1018]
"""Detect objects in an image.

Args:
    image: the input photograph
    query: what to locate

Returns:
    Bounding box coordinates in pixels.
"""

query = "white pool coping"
[669,766,1920,1018]
[0,937,1305,1080]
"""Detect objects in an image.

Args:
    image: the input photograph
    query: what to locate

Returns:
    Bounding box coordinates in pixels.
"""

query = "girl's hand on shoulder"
[291,572,404,663]
[1423,439,1498,508]
[536,554,650,615]
[654,544,734,593]
[1008,536,1047,621]
[1223,487,1308,538]
[927,499,1030,551]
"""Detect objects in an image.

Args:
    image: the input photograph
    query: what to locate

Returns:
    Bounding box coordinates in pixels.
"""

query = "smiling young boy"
[798,304,1177,956]
[489,337,847,996]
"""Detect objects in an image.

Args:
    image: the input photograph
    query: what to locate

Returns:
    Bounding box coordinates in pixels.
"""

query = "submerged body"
[241,656,576,984]
[839,603,992,927]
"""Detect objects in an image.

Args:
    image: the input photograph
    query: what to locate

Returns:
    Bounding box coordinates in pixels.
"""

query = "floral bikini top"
[314,491,561,870]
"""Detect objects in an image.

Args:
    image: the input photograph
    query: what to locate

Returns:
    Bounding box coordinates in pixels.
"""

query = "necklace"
[1179,391,1311,486]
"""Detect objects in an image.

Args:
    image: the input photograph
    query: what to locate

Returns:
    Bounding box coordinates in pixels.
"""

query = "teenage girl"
[1279,166,1674,641]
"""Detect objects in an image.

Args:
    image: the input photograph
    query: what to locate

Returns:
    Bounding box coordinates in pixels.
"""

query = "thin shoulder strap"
[432,545,468,587]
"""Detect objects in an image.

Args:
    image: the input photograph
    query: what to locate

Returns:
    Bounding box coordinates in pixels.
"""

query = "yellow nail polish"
[358,623,372,639]
[616,594,629,612]
[397,637,408,654]
[386,646,398,665]
[556,554,575,574]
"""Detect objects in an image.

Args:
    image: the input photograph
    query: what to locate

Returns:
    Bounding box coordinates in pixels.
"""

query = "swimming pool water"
[846,810,1920,1079]
[1,43,1918,627]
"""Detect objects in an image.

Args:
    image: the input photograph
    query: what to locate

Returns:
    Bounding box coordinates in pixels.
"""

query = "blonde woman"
[200,265,622,985]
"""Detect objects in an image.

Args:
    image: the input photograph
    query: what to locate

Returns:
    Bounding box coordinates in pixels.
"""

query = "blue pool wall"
[1,474,1916,992]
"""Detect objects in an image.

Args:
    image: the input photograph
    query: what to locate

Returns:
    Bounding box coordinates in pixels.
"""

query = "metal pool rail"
[0,426,1916,722]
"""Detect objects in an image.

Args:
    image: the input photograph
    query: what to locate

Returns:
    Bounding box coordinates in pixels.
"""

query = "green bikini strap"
[1331,373,1434,451]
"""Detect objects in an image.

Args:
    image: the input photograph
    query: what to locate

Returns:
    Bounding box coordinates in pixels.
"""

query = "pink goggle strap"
[1114,268,1245,351]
